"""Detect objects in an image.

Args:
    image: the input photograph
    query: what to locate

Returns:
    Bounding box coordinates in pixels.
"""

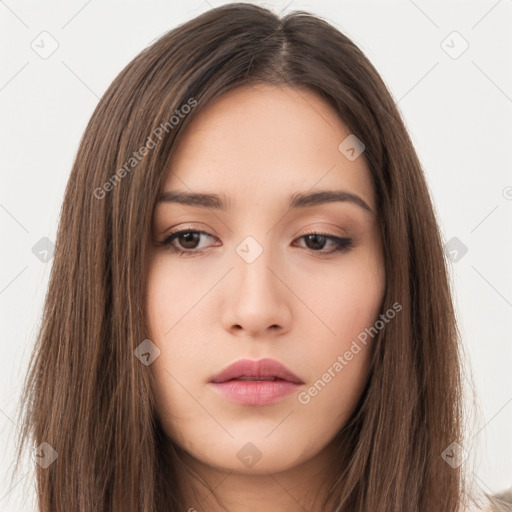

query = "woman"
[12,3,509,511]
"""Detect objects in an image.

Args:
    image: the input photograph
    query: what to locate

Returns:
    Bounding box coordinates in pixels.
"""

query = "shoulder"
[462,487,512,512]
[487,490,512,511]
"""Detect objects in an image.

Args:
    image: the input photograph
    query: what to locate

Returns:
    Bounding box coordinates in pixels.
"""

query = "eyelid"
[292,221,351,239]
[163,223,349,243]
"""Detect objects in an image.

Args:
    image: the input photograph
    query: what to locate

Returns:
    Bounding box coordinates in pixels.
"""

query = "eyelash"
[158,229,353,257]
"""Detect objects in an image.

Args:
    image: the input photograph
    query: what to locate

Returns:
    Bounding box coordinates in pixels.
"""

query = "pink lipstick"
[209,358,304,406]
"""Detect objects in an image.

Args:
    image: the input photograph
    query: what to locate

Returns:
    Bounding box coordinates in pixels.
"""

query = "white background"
[1,0,511,509]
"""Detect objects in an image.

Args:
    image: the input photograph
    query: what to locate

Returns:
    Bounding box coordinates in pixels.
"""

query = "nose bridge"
[234,233,280,299]
[224,232,291,334]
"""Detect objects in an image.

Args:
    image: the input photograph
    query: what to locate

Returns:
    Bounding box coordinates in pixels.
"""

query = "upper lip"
[209,358,304,384]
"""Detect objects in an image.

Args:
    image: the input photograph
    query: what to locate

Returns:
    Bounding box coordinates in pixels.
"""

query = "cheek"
[294,250,385,410]
[146,256,212,433]
[146,254,202,339]
[296,249,385,348]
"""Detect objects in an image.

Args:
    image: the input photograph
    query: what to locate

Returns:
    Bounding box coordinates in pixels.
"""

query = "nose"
[222,246,292,338]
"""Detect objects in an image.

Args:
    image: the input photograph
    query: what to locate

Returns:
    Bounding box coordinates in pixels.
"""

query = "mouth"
[209,358,304,385]
[230,376,283,381]
[209,358,304,406]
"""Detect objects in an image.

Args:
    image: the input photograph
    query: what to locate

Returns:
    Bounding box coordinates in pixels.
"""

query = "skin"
[146,83,386,511]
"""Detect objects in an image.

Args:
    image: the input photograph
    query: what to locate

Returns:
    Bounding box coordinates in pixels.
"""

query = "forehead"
[161,84,375,212]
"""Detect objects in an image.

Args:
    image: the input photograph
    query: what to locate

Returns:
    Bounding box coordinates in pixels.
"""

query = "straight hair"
[13,3,484,511]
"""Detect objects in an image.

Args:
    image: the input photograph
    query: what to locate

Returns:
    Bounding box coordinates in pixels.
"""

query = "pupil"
[180,232,199,249]
[306,234,326,250]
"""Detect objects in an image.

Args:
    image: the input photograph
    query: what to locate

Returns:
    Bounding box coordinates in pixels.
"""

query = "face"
[146,83,385,476]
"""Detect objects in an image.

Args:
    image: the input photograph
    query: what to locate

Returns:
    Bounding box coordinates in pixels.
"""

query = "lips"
[209,358,304,406]
[209,358,304,385]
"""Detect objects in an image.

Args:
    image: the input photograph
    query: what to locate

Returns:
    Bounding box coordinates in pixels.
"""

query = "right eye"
[159,229,218,256]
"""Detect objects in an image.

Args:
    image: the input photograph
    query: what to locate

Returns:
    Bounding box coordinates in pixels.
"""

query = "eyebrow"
[156,189,374,214]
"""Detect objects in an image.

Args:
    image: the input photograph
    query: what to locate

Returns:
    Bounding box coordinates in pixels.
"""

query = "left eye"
[297,232,353,253]
[159,230,353,256]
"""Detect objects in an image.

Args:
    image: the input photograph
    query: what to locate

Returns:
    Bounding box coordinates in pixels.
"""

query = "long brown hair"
[12,3,475,510]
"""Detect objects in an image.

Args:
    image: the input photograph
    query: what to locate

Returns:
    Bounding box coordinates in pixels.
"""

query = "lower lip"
[210,379,302,406]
